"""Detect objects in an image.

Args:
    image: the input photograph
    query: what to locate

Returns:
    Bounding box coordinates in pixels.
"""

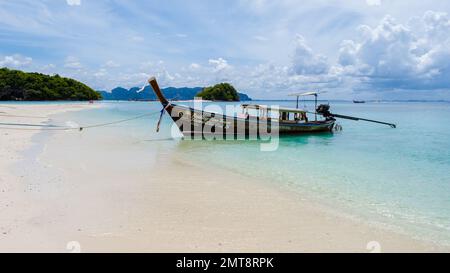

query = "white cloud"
[337,11,450,89]
[291,35,329,75]
[189,63,200,69]
[366,0,381,6]
[240,0,271,14]
[139,61,154,70]
[64,56,83,69]
[41,64,56,70]
[338,40,359,66]
[209,58,231,73]
[131,35,145,42]
[66,0,81,6]
[253,35,268,42]
[104,60,120,68]
[0,55,33,68]
[94,68,108,78]
[159,70,176,82]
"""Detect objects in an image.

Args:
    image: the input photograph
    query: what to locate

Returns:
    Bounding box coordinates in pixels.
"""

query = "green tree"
[0,67,101,101]
[196,83,240,101]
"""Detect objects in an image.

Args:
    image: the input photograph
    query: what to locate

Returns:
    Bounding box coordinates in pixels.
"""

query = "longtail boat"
[148,77,396,139]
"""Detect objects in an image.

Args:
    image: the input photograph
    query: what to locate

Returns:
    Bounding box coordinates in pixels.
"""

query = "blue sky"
[1,0,450,100]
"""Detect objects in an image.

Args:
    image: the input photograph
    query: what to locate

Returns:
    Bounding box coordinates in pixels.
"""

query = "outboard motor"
[316,103,396,128]
[316,104,332,118]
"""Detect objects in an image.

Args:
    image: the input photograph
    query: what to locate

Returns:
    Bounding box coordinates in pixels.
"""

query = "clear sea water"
[20,100,450,245]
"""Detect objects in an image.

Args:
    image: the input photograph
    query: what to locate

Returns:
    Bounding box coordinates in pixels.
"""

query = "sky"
[1,0,450,100]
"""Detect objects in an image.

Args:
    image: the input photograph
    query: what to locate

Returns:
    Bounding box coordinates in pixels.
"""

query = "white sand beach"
[0,103,447,253]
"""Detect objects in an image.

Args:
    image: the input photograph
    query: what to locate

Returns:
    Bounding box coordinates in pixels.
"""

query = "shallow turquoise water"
[54,101,450,245]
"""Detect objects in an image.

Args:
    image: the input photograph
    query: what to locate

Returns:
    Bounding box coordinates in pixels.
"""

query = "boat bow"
[148,77,169,106]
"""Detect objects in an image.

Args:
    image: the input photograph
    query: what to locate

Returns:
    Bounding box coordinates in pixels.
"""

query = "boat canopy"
[241,104,307,114]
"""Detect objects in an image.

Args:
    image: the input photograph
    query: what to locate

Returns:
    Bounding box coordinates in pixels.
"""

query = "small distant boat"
[353,100,366,104]
[148,77,396,139]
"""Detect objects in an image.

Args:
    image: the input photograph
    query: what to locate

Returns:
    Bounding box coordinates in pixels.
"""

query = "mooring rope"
[0,122,61,127]
[0,110,162,131]
[78,112,159,131]
[0,114,48,119]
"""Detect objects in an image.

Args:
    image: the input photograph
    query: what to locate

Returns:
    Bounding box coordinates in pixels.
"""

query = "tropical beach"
[2,0,450,256]
[0,101,449,252]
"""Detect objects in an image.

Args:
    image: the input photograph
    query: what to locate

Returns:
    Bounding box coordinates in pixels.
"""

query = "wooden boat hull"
[149,77,335,139]
[164,104,335,139]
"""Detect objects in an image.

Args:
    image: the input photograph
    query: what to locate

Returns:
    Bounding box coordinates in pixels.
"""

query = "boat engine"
[316,104,332,118]
[315,103,396,128]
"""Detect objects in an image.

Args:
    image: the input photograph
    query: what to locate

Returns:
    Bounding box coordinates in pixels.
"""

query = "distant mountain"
[237,92,251,101]
[99,85,252,101]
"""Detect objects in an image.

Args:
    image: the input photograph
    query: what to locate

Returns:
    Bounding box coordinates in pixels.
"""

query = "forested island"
[0,68,101,101]
[195,83,241,101]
